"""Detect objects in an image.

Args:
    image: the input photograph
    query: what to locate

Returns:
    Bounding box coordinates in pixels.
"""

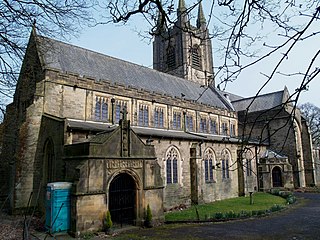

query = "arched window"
[166,147,180,184]
[204,148,215,183]
[243,149,253,177]
[43,138,55,183]
[221,149,231,179]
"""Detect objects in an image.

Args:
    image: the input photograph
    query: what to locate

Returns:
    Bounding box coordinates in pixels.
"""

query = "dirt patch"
[0,211,45,240]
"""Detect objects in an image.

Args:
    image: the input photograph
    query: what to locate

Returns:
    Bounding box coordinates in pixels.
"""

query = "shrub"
[214,212,224,220]
[270,204,283,212]
[105,210,113,230]
[257,210,266,216]
[286,195,296,204]
[270,188,281,196]
[80,232,95,239]
[279,191,292,198]
[239,210,251,218]
[145,204,153,227]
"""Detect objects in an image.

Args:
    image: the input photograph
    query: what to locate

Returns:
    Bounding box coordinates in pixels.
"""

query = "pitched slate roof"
[217,90,244,102]
[260,149,287,159]
[65,118,239,143]
[36,35,232,110]
[231,90,285,113]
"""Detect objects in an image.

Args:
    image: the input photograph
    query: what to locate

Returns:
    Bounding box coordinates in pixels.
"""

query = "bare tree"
[300,102,320,146]
[104,0,320,102]
[0,0,97,121]
[104,0,320,148]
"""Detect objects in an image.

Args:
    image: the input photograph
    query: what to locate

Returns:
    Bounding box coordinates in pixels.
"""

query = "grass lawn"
[165,192,286,221]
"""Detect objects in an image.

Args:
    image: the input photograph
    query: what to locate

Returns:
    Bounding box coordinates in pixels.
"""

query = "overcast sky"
[71,2,319,107]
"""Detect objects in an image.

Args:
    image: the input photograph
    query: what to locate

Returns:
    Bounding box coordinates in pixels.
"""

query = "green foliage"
[214,212,224,219]
[270,204,284,212]
[270,189,296,205]
[145,204,153,227]
[80,232,95,239]
[270,188,281,195]
[165,192,286,221]
[105,210,113,229]
[286,195,296,204]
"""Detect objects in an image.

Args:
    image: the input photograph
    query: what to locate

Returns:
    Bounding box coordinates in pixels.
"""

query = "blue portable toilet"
[45,182,72,234]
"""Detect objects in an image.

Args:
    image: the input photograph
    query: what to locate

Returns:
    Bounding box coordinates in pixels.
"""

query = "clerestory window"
[173,112,182,130]
[115,100,127,124]
[186,115,194,131]
[95,97,108,121]
[200,118,207,133]
[210,119,217,134]
[222,122,228,135]
[154,108,164,128]
[139,104,149,127]
[230,123,236,136]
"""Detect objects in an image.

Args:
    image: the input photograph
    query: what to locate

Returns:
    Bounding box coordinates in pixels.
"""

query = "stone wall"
[238,108,306,188]
[140,136,240,210]
[44,70,237,130]
[301,119,316,186]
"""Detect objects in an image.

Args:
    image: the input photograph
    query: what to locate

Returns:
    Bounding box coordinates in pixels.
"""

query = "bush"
[145,204,153,228]
[270,204,283,212]
[286,195,296,204]
[270,188,281,196]
[80,232,95,239]
[105,210,113,231]
[279,191,292,198]
[257,210,266,216]
[214,212,224,220]
[271,189,296,205]
[239,210,251,218]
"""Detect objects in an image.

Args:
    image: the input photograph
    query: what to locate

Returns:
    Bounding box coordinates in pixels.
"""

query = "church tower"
[153,0,214,86]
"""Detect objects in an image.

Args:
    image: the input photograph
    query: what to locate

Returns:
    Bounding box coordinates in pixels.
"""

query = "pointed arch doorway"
[109,173,136,226]
[272,166,283,188]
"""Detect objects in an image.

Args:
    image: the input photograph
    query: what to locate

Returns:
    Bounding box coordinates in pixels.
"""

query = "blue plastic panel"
[45,182,72,234]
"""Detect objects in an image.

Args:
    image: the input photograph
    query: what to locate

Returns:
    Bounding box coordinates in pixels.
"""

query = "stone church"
[0,0,316,234]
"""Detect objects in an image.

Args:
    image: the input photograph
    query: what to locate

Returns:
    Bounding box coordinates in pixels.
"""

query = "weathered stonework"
[0,1,314,235]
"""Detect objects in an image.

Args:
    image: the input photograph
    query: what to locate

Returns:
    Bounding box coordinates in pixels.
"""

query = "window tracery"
[221,149,231,179]
[204,148,215,183]
[166,147,180,184]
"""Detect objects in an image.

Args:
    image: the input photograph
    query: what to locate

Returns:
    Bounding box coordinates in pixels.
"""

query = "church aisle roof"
[36,36,232,110]
[231,90,285,112]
